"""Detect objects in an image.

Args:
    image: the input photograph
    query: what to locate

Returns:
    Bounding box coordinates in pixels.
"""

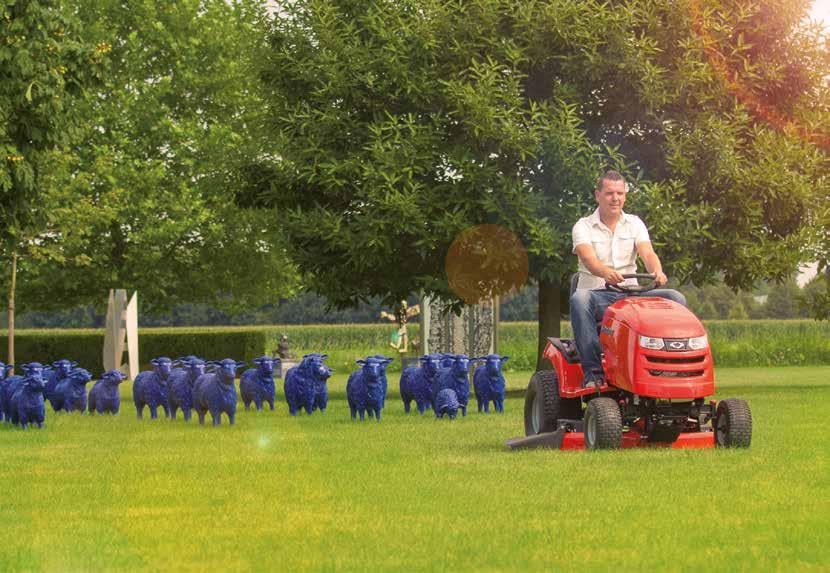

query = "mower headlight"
[638,336,665,350]
[688,335,709,350]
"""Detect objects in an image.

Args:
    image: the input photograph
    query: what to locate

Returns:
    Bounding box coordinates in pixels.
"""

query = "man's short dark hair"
[596,170,628,192]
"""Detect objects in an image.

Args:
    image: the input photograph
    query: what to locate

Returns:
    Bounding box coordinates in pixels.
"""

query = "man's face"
[595,179,627,217]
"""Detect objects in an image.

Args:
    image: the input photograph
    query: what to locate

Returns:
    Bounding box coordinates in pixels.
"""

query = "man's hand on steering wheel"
[654,271,668,286]
[602,268,626,285]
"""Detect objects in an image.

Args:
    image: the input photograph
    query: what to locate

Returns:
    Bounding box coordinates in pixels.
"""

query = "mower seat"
[547,337,581,364]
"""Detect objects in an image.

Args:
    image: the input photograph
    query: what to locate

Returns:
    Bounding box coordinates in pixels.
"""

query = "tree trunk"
[536,277,562,371]
[7,250,16,375]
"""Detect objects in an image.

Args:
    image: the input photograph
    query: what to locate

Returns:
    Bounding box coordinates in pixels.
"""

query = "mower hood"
[607,297,706,339]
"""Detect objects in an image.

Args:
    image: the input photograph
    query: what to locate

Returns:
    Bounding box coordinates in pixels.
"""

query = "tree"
[256,0,828,366]
[1,0,105,368]
[1,0,298,316]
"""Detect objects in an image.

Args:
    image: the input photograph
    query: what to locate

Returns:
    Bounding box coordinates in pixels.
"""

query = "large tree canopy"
[2,0,298,315]
[256,0,828,351]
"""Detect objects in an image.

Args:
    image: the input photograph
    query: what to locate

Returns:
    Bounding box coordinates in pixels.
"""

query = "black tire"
[523,371,581,436]
[584,397,622,450]
[715,399,752,448]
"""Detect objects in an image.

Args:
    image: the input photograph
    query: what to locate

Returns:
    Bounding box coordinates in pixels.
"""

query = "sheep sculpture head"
[419,354,443,377]
[22,362,45,381]
[0,362,12,380]
[22,372,46,393]
[51,359,78,378]
[101,370,128,386]
[473,354,510,376]
[68,368,93,387]
[150,357,174,381]
[302,354,330,379]
[187,359,207,379]
[253,356,276,375]
[209,359,245,384]
[356,357,387,384]
[449,354,470,376]
[439,354,455,369]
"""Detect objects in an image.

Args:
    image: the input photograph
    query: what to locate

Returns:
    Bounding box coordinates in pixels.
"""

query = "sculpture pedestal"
[278,360,297,379]
[420,296,498,357]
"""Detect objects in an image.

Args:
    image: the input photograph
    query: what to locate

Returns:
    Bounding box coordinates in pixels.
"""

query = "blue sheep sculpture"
[44,359,77,410]
[0,362,14,421]
[399,354,442,414]
[434,354,471,416]
[440,353,455,368]
[2,362,44,423]
[472,354,509,413]
[88,370,128,415]
[240,356,278,412]
[434,388,460,420]
[168,357,206,421]
[8,365,47,429]
[132,357,173,419]
[370,354,393,408]
[193,358,244,426]
[347,356,392,421]
[52,368,93,413]
[284,354,330,416]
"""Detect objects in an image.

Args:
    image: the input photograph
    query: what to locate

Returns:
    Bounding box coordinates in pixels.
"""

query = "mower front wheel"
[715,399,752,448]
[524,370,581,436]
[584,397,622,450]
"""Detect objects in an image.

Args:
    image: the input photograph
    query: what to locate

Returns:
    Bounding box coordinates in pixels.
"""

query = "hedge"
[1,319,828,377]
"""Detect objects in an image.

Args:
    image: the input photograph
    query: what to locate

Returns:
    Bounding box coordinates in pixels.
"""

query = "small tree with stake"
[0,0,105,371]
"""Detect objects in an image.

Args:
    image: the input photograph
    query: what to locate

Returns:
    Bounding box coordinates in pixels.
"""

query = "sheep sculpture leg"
[254,397,262,412]
[135,404,144,419]
[268,399,275,411]
[183,407,191,422]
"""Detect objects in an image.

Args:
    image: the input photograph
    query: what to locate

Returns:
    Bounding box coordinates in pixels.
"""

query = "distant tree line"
[2,276,822,329]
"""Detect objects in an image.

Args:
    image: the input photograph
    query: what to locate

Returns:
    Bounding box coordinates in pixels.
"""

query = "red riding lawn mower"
[507,274,752,451]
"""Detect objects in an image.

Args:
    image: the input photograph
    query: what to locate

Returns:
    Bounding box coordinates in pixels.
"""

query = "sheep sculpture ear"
[235,361,246,369]
[500,355,510,362]
[320,354,328,360]
[356,360,366,365]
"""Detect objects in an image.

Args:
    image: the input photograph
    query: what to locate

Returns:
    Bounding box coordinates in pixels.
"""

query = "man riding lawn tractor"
[510,171,752,451]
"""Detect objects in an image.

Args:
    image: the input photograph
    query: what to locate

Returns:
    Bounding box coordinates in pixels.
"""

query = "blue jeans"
[569,288,687,380]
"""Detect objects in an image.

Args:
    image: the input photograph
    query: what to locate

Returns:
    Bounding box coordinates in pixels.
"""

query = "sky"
[812,0,830,26]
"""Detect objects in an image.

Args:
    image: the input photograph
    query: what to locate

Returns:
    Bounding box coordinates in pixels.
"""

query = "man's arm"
[636,241,668,286]
[574,244,625,285]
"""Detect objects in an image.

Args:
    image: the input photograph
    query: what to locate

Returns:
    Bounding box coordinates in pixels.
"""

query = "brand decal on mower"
[665,339,688,351]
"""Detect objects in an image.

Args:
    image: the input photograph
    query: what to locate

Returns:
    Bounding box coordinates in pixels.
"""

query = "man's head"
[594,170,627,219]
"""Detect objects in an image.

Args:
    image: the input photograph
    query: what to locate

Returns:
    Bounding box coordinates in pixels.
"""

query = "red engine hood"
[606,297,705,338]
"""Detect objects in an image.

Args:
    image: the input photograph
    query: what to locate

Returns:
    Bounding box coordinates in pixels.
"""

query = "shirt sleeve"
[572,219,591,253]
[633,216,651,245]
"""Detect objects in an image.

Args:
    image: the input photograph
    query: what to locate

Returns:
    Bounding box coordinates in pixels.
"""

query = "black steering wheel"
[605,273,658,294]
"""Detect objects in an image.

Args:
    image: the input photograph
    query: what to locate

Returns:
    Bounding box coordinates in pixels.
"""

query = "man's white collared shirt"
[572,209,650,290]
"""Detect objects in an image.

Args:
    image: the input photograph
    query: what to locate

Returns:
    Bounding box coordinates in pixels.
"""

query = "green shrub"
[1,319,828,376]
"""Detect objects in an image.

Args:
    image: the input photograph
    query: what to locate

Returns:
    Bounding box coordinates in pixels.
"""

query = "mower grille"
[646,355,705,364]
[648,369,705,378]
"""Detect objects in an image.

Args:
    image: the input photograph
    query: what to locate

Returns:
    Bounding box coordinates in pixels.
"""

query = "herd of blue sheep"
[0,352,509,429]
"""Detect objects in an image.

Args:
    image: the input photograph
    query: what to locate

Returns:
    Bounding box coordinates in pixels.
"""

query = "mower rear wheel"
[715,399,752,448]
[523,371,581,436]
[584,398,622,450]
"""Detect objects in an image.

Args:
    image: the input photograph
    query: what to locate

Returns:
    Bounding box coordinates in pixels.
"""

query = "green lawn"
[1,366,828,572]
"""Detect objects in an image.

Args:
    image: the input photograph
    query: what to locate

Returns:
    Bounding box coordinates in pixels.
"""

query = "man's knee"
[570,289,592,312]
[660,289,687,307]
